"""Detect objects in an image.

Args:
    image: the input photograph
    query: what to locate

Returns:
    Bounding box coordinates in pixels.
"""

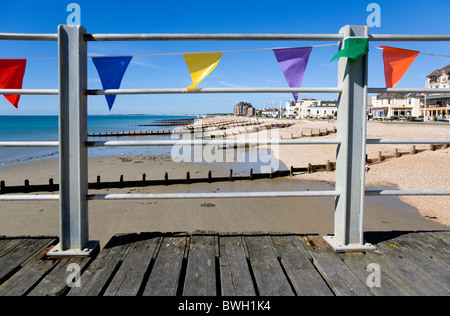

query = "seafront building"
[284,98,338,119]
[370,93,422,119]
[261,108,284,118]
[370,64,450,121]
[233,102,255,116]
[421,64,450,120]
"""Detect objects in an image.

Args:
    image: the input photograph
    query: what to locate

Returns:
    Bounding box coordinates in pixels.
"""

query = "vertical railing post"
[48,25,98,257]
[324,25,375,252]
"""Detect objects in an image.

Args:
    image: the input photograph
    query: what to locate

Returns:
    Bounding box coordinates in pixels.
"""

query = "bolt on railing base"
[47,240,100,258]
[323,235,376,253]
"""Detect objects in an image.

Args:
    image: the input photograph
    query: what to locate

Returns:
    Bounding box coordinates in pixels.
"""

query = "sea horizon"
[0,114,197,165]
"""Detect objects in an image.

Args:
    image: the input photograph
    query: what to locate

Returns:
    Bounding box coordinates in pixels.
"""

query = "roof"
[426,93,450,100]
[427,64,450,77]
[376,93,423,100]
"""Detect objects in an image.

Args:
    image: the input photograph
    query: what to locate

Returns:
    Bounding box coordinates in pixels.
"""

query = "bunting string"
[1,41,449,110]
[0,44,448,60]
[0,43,339,60]
[370,46,450,58]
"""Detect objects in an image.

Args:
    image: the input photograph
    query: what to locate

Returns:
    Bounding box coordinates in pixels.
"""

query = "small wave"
[0,151,59,166]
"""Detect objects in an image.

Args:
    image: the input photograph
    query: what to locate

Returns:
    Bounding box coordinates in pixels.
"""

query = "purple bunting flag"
[273,47,312,102]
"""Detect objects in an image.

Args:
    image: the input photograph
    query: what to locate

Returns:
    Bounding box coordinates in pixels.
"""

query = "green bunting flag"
[330,38,369,62]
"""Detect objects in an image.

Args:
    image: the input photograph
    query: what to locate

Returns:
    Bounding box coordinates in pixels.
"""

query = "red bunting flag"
[0,59,27,108]
[381,46,419,88]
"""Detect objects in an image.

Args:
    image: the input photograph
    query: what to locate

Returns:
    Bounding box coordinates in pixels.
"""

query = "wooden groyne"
[0,163,336,194]
[88,130,174,137]
[136,118,195,127]
[1,142,448,194]
[87,120,296,138]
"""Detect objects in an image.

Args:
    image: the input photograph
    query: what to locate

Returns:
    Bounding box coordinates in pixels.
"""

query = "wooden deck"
[0,231,449,296]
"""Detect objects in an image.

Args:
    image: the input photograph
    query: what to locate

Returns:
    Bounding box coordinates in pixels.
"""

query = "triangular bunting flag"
[0,59,27,108]
[381,46,420,88]
[273,47,312,102]
[182,52,223,90]
[92,56,133,110]
[330,38,369,62]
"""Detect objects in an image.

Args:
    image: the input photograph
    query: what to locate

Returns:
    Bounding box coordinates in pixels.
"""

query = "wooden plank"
[368,240,449,295]
[104,232,161,296]
[338,252,410,296]
[434,231,450,245]
[366,244,448,296]
[0,237,57,284]
[219,233,256,296]
[409,232,450,268]
[0,238,26,258]
[67,234,137,296]
[271,234,334,296]
[301,236,373,296]
[143,233,188,296]
[27,257,92,296]
[0,257,58,296]
[244,233,294,296]
[183,231,217,296]
[390,233,450,290]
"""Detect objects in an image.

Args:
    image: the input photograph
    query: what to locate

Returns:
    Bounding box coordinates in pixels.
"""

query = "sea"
[0,115,195,165]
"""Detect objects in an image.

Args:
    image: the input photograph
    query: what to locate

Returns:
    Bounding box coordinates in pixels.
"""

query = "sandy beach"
[0,118,448,247]
[271,119,450,226]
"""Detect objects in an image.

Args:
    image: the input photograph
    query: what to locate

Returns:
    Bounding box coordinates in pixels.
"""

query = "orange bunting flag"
[381,46,420,88]
[0,59,27,108]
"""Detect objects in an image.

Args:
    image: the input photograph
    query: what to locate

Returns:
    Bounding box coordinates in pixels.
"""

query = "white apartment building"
[370,93,422,119]
[285,101,298,117]
[422,64,450,120]
[370,64,450,121]
[426,64,450,89]
[284,98,338,119]
[304,101,338,119]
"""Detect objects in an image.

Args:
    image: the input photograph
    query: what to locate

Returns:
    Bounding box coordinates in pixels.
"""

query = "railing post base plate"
[323,235,376,253]
[47,240,100,258]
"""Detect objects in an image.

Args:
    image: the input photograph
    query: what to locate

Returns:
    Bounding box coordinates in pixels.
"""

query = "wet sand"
[0,152,448,247]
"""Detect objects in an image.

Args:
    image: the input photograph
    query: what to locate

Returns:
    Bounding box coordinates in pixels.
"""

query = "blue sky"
[0,0,449,115]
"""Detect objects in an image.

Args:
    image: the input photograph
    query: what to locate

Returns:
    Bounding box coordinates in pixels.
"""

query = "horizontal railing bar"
[87,33,450,42]
[88,190,340,200]
[0,195,59,201]
[365,190,450,196]
[87,138,342,147]
[88,87,343,95]
[368,88,450,94]
[0,33,58,41]
[0,89,59,95]
[367,139,449,145]
[87,33,344,41]
[0,141,59,147]
[1,139,447,148]
[2,32,448,43]
[2,189,448,201]
[369,34,450,41]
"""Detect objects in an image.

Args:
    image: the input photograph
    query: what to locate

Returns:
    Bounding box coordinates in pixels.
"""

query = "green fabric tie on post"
[330,38,369,62]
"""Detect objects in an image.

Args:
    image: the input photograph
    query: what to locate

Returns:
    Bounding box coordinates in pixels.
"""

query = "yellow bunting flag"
[182,52,223,90]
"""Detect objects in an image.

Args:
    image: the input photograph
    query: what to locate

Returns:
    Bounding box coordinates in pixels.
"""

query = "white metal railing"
[0,25,449,255]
